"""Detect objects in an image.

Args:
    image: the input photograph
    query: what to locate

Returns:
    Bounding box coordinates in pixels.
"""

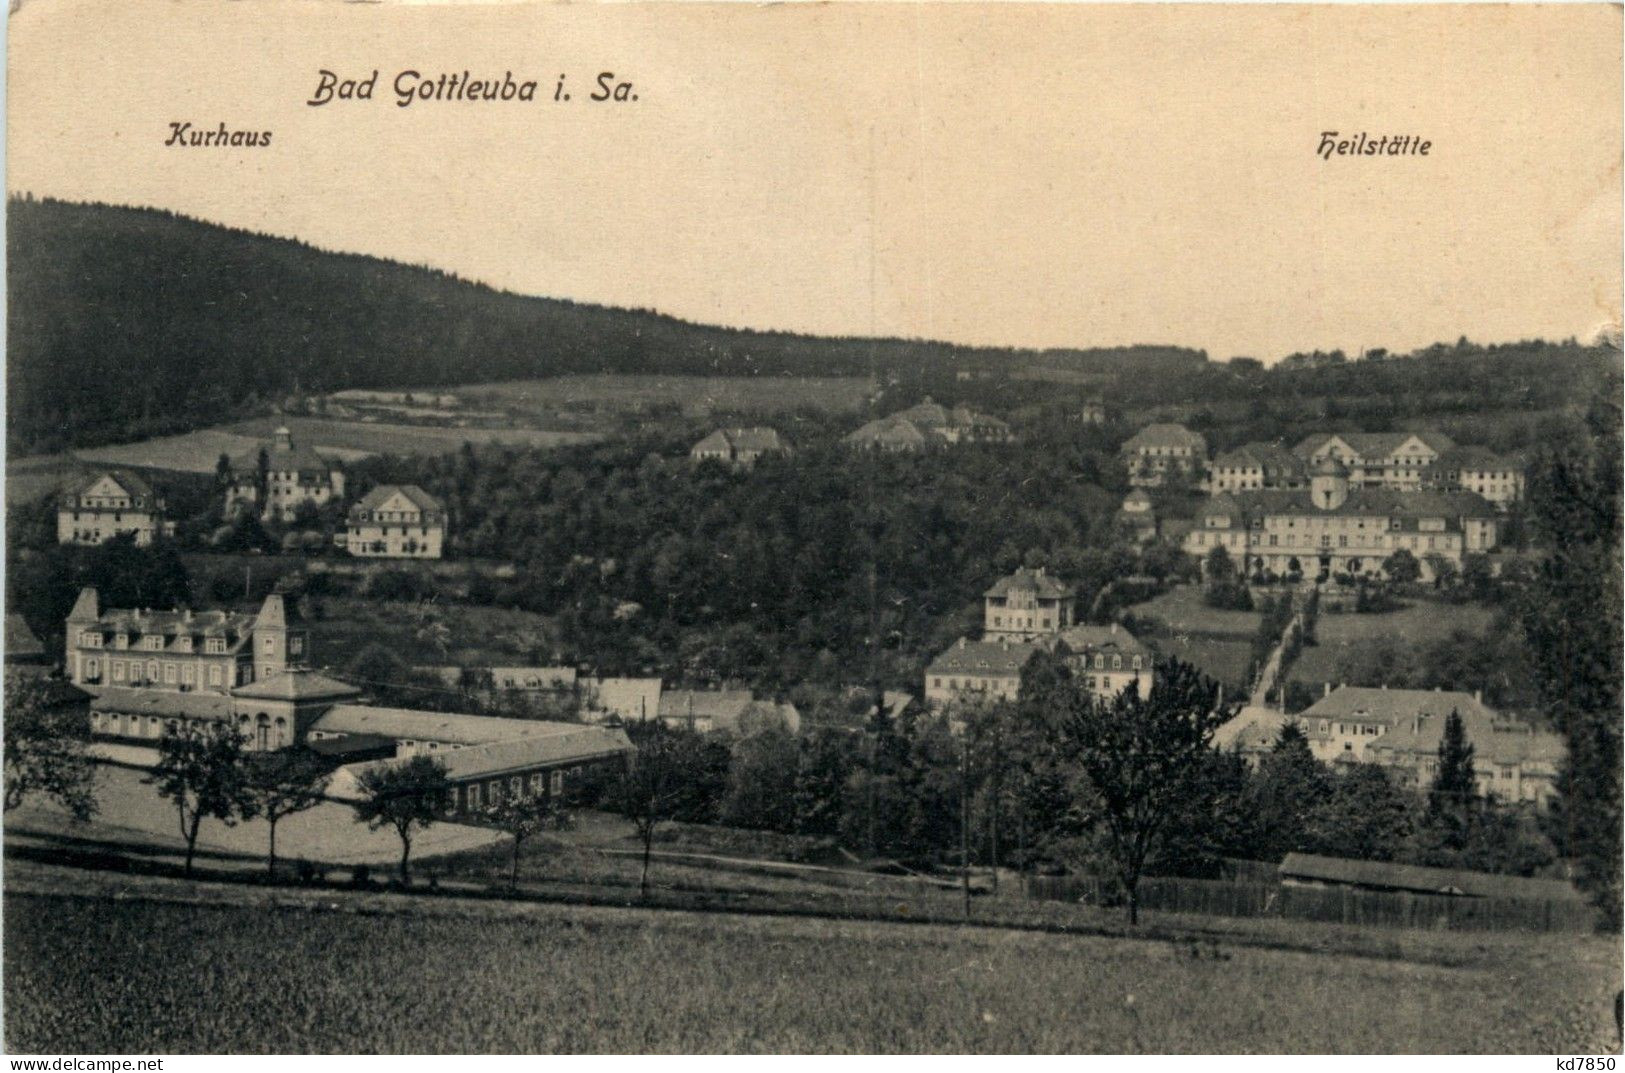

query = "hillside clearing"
[5,877,1616,1053]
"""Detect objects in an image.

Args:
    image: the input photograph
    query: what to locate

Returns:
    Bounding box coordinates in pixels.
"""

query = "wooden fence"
[1024,874,1598,933]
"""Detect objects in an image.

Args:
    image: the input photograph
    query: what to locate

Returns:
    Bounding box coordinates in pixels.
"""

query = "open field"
[1129,585,1261,637]
[7,763,504,868]
[228,416,598,457]
[456,374,876,417]
[1290,600,1499,686]
[1148,635,1255,692]
[5,867,1618,1053]
[1128,586,1260,689]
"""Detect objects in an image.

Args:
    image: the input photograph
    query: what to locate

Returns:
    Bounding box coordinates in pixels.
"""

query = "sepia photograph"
[2,0,1621,1057]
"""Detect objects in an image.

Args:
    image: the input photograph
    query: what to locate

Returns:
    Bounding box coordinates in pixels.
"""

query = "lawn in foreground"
[5,889,1616,1053]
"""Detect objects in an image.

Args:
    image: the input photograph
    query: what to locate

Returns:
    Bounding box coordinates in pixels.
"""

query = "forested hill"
[6,197,1207,454]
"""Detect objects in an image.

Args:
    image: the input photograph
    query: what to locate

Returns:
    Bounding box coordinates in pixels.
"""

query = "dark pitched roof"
[1195,487,1498,524]
[928,637,1044,677]
[352,484,444,515]
[231,668,362,702]
[1279,853,1583,903]
[89,687,233,721]
[1293,431,1455,461]
[60,470,161,509]
[984,567,1073,600]
[5,615,47,661]
[1055,624,1152,660]
[1123,423,1206,452]
[310,705,577,746]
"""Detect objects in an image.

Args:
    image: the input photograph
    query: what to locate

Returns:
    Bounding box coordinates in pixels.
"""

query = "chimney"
[1110,622,1118,634]
[957,637,966,649]
[1474,689,1482,703]
[1324,682,1332,697]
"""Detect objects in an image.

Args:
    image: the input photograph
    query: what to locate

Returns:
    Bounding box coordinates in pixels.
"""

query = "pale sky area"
[8,1,1622,362]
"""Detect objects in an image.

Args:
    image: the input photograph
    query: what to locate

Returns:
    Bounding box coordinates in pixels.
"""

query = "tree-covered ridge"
[6,196,1207,454]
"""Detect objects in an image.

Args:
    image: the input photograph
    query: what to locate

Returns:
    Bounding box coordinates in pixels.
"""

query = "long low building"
[327,723,634,816]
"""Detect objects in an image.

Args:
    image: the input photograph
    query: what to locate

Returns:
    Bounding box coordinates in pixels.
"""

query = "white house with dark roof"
[1424,446,1526,509]
[1054,623,1154,701]
[1352,688,1564,804]
[1186,457,1499,582]
[845,399,1012,452]
[926,620,1154,712]
[225,426,346,522]
[1210,442,1308,493]
[1291,431,1456,492]
[57,470,173,547]
[690,427,791,467]
[983,567,1075,639]
[1121,423,1207,487]
[925,636,1042,709]
[344,484,447,558]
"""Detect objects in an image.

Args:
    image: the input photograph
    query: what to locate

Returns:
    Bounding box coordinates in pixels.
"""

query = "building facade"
[66,589,309,696]
[57,471,171,547]
[1209,443,1308,494]
[983,567,1076,638]
[690,427,791,467]
[925,623,1152,711]
[1292,431,1455,492]
[1424,446,1526,509]
[1292,685,1562,805]
[845,399,1012,451]
[344,484,447,558]
[225,426,346,522]
[1121,423,1207,487]
[1185,458,1498,582]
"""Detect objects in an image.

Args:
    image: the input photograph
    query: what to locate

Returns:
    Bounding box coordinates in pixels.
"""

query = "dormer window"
[205,638,226,654]
[144,636,164,651]
[114,633,129,649]
[79,631,102,648]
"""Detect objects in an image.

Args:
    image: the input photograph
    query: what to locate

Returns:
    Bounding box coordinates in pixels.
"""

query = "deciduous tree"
[243,748,331,877]
[352,755,451,886]
[1053,659,1232,923]
[148,722,255,877]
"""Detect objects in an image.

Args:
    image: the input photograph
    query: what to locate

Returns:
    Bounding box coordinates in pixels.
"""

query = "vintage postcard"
[3,0,1621,1058]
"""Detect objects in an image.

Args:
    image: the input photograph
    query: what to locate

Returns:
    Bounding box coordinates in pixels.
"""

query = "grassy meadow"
[1128,586,1260,691]
[6,882,1618,1054]
[1289,600,1499,687]
[456,374,876,417]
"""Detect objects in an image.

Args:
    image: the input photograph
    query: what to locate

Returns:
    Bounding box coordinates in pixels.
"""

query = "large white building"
[1186,457,1499,582]
[57,471,172,547]
[225,426,346,522]
[1121,423,1207,487]
[925,623,1153,711]
[1292,431,1456,492]
[344,484,447,559]
[1295,685,1562,805]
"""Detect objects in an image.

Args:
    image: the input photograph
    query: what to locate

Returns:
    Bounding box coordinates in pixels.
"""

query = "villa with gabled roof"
[224,425,346,522]
[57,470,173,547]
[344,483,447,558]
[690,427,791,467]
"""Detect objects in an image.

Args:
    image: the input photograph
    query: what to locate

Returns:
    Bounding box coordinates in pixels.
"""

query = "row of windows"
[349,526,436,537]
[81,631,231,654]
[455,769,566,811]
[87,657,237,688]
[990,615,1052,630]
